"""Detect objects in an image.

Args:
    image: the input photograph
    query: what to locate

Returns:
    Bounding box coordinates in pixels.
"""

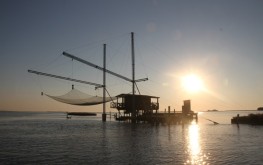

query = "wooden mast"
[102,44,107,121]
[131,32,136,123]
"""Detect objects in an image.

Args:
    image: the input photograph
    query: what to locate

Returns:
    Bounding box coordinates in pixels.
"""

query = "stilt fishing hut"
[112,98,198,124]
[111,94,159,121]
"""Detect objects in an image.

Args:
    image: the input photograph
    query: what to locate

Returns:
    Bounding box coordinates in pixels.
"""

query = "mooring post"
[237,114,239,124]
[168,106,170,114]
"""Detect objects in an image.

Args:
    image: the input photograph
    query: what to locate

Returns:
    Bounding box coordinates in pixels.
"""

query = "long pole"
[131,32,136,123]
[28,70,102,87]
[63,52,132,82]
[102,44,107,122]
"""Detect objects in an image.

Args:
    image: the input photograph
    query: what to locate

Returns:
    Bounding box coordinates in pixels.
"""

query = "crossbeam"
[28,69,103,87]
[63,52,132,82]
[62,51,148,83]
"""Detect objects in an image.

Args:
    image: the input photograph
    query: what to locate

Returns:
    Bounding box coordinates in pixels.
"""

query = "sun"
[181,74,204,93]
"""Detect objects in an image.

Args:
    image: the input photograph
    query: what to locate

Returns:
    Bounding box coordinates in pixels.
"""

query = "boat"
[67,112,97,116]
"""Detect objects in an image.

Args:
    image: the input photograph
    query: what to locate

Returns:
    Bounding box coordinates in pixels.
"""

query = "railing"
[111,102,159,110]
[110,102,117,108]
[151,102,159,110]
[110,102,125,109]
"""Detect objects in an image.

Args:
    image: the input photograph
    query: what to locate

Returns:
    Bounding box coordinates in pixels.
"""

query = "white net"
[45,89,115,106]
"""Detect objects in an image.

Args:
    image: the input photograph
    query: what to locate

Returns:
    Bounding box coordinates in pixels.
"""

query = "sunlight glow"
[181,74,204,93]
[188,123,200,156]
[185,123,209,164]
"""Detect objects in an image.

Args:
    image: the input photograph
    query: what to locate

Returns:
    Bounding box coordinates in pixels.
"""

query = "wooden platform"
[231,114,263,125]
[115,112,198,124]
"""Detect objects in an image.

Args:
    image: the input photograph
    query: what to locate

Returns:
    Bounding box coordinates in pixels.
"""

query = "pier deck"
[116,112,198,124]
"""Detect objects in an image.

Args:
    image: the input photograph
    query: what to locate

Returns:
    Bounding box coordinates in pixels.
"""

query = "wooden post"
[102,44,107,122]
[131,32,136,123]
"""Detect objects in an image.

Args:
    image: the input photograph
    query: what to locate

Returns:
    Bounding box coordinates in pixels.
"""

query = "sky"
[1,0,263,112]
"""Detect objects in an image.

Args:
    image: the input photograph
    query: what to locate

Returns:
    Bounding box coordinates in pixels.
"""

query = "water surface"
[0,111,262,164]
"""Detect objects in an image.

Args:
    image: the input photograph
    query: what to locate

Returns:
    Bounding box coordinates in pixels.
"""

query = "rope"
[71,58,74,88]
[135,82,141,95]
[105,88,115,103]
[201,117,219,125]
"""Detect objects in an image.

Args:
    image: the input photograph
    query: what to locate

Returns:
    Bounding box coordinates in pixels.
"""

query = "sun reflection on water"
[185,122,209,165]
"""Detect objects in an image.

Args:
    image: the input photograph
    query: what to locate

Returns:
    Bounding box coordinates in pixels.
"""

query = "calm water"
[0,111,263,165]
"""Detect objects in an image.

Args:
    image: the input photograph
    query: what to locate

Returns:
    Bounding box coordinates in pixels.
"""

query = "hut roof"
[116,93,159,99]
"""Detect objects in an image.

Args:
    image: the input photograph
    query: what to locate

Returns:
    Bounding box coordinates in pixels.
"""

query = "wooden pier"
[115,111,198,124]
[231,113,263,125]
[111,96,198,124]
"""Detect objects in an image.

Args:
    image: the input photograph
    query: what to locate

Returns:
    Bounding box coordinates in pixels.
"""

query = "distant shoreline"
[1,109,259,112]
[0,110,104,114]
[200,110,258,112]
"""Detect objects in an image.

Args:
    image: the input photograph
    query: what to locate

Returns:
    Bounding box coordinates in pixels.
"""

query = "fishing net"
[45,88,115,106]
